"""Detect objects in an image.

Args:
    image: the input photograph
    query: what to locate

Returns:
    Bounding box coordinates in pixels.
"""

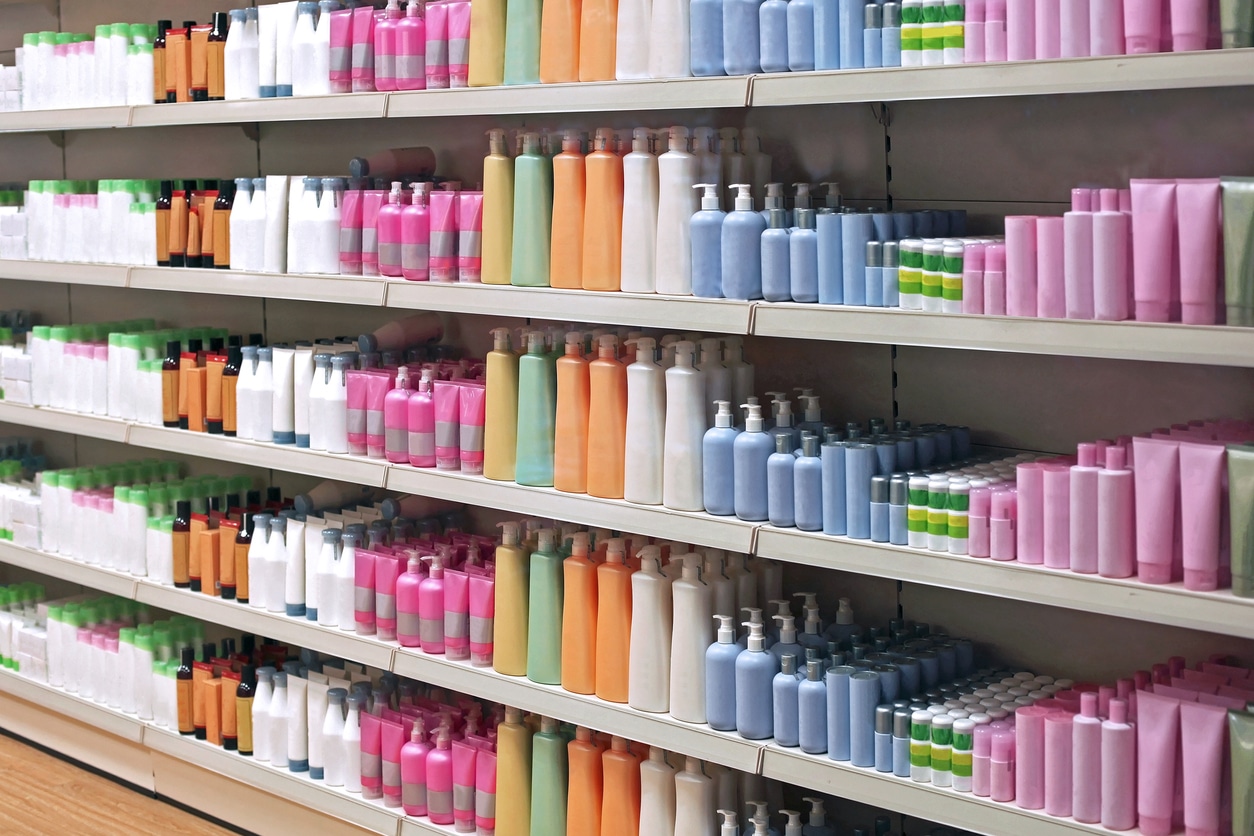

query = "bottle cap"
[714,614,736,643]
[768,207,789,229]
[730,183,754,211]
[780,654,797,675]
[775,433,792,454]
[795,208,816,230]
[866,2,883,26]
[694,183,722,211]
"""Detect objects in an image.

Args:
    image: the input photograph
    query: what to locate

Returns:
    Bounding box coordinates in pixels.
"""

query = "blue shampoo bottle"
[820,439,847,535]
[703,400,741,515]
[706,615,741,730]
[790,208,819,302]
[724,0,766,74]
[767,433,796,527]
[814,0,841,68]
[863,2,883,66]
[733,402,774,521]
[722,184,767,300]
[882,2,902,65]
[761,208,793,301]
[692,0,729,75]
[759,0,790,72]
[841,211,874,305]
[798,659,828,754]
[794,434,824,530]
[691,183,727,298]
[788,0,817,69]
[826,664,854,760]
[849,669,881,767]
[773,653,801,746]
[734,619,777,739]
[838,0,865,66]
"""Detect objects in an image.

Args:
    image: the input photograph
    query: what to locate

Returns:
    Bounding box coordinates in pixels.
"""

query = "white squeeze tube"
[271,344,297,444]
[293,343,315,447]
[285,515,307,618]
[621,128,660,294]
[654,126,699,295]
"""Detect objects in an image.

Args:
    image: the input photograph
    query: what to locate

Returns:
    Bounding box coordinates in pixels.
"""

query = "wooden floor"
[0,734,242,836]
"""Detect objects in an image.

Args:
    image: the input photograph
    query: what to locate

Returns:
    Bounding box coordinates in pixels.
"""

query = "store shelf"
[0,105,131,133]
[0,259,129,287]
[0,540,138,598]
[0,667,146,743]
[763,745,1115,836]
[750,304,1254,367]
[749,49,1254,107]
[129,266,388,307]
[385,466,758,553]
[126,425,389,487]
[755,527,1254,639]
[144,725,403,836]
[0,402,130,442]
[128,93,390,128]
[384,280,753,332]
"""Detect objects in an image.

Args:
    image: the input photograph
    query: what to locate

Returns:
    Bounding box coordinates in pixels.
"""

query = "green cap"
[95,24,111,38]
[23,33,37,47]
[110,23,130,38]
[54,32,72,45]
[120,627,136,644]
[38,31,56,46]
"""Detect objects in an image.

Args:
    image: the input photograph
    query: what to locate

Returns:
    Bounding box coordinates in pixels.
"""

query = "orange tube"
[550,133,586,289]
[599,737,640,836]
[581,129,624,291]
[566,728,604,835]
[561,533,598,695]
[554,333,590,493]
[540,0,581,82]
[593,539,632,703]
[578,0,617,80]
[585,335,626,499]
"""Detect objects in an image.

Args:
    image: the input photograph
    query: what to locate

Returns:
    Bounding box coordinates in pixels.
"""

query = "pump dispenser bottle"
[567,727,604,834]
[704,400,741,515]
[621,129,661,293]
[510,133,553,287]
[719,809,741,836]
[734,403,774,521]
[530,716,567,834]
[672,757,717,836]
[494,521,529,676]
[526,529,563,684]
[484,328,519,481]
[482,129,514,285]
[723,184,768,299]
[583,129,625,291]
[497,707,532,836]
[587,334,628,498]
[670,552,713,722]
[623,336,666,505]
[628,545,672,712]
[579,0,617,80]
[767,433,797,527]
[377,181,406,277]
[663,341,707,512]
[692,183,727,298]
[539,0,581,82]
[736,619,777,739]
[769,397,800,450]
[770,613,804,665]
[515,331,557,486]
[504,0,542,84]
[550,131,586,289]
[601,737,641,836]
[656,126,700,295]
[707,614,741,730]
[561,532,598,694]
[554,332,591,494]
[774,654,801,746]
[595,538,633,703]
[762,208,793,301]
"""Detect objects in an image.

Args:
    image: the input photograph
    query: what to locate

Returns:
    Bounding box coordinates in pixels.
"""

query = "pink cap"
[1117,678,1135,700]
[1168,656,1186,677]
[1076,442,1097,467]
[1098,686,1115,716]
[986,0,1007,20]
[970,485,992,517]
[1099,188,1120,211]
[967,0,987,18]
[1071,188,1093,212]
[1108,698,1128,724]
[1152,663,1171,685]
[1104,446,1127,471]
[991,487,1016,520]
[1118,188,1132,212]
[964,240,987,269]
[985,242,1006,271]
[991,730,1014,761]
[1134,670,1153,690]
[1080,691,1099,718]
[974,724,994,755]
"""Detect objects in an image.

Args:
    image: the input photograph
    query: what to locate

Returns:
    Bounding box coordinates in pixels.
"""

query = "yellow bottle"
[540,0,581,82]
[586,334,627,499]
[482,129,515,285]
[493,521,529,676]
[581,128,624,292]
[554,331,590,493]
[599,736,640,836]
[469,0,507,86]
[567,727,604,836]
[561,532,598,695]
[496,707,534,836]
[550,131,586,289]
[594,538,632,703]
[484,327,520,481]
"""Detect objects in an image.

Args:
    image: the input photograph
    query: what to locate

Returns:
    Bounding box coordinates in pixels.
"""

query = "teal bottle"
[526,529,564,684]
[504,0,542,84]
[510,133,553,286]
[529,716,569,833]
[515,330,557,486]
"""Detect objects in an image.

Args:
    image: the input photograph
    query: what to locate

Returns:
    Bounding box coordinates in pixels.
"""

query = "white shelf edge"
[0,402,131,443]
[399,819,473,836]
[0,540,138,598]
[384,467,758,553]
[751,304,1254,367]
[755,528,1254,639]
[384,281,753,333]
[0,259,129,287]
[749,49,1254,107]
[128,93,390,128]
[762,745,1123,836]
[0,105,131,133]
[129,266,388,307]
[0,667,146,742]
[143,724,403,836]
[392,649,763,773]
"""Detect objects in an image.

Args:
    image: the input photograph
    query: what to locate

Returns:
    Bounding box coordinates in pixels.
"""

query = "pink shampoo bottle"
[396,555,425,647]
[400,716,431,816]
[384,365,413,463]
[408,368,437,467]
[419,549,447,654]
[402,183,431,281]
[378,181,405,278]
[374,0,404,91]
[396,0,427,90]
[426,727,455,825]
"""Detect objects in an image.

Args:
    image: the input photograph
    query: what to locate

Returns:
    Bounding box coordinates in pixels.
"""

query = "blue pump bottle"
[759,0,790,72]
[722,184,767,300]
[788,0,816,70]
[734,619,777,739]
[769,613,804,667]
[772,654,801,746]
[703,400,741,515]
[706,615,741,731]
[790,208,819,302]
[733,402,774,521]
[691,183,727,298]
[767,433,796,527]
[794,434,824,530]
[692,0,729,75]
[798,659,828,754]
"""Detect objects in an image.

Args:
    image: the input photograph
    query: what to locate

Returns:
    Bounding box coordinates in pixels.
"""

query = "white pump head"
[489,327,512,352]
[729,183,754,211]
[764,182,786,210]
[525,330,546,354]
[564,331,584,355]
[782,809,804,836]
[793,183,814,209]
[570,531,590,555]
[496,520,521,545]
[821,181,842,207]
[671,552,703,580]
[520,132,542,154]
[719,810,740,836]
[802,605,823,635]
[694,183,721,211]
[713,400,735,428]
[714,614,736,643]
[804,797,827,826]
[536,528,556,551]
[741,403,765,432]
[773,397,795,427]
[799,394,822,422]
[793,591,819,611]
[672,340,697,367]
[741,620,766,652]
[388,180,404,202]
[773,614,797,644]
[748,801,771,830]
[836,597,854,625]
[596,333,618,358]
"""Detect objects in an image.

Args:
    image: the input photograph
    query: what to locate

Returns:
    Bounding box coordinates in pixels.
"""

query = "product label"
[475,790,496,819]
[376,591,396,619]
[362,227,379,255]
[942,273,963,301]
[395,55,424,81]
[448,39,469,67]
[436,420,459,449]
[382,759,401,790]
[454,783,475,813]
[339,226,363,256]
[361,753,383,780]
[428,789,453,817]
[402,780,427,809]
[931,506,953,534]
[401,243,429,271]
[397,611,421,640]
[330,46,351,74]
[355,585,375,615]
[458,229,482,257]
[952,749,973,777]
[429,228,455,260]
[426,41,448,68]
[947,513,969,539]
[931,744,952,772]
[375,54,396,80]
[378,242,402,267]
[910,738,931,768]
[460,424,484,454]
[386,427,408,455]
[420,616,443,644]
[445,609,469,639]
[409,431,435,457]
[366,408,385,438]
[921,270,943,297]
[352,42,375,70]
[469,615,493,648]
[347,406,367,436]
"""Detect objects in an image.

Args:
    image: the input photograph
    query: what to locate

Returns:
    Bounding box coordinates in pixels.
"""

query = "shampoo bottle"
[561,532,598,695]
[515,331,557,487]
[526,528,563,684]
[722,184,767,299]
[773,653,801,747]
[770,613,804,667]
[595,538,633,703]
[616,0,652,78]
[482,129,514,285]
[601,737,641,836]
[794,435,823,530]
[484,327,519,481]
[400,182,430,281]
[550,131,586,289]
[767,433,796,528]
[707,615,741,731]
[669,552,713,723]
[504,0,542,83]
[496,707,533,836]
[623,336,666,506]
[530,717,568,834]
[655,126,700,295]
[704,400,741,516]
[384,366,412,463]
[790,208,819,301]
[567,727,604,834]
[494,522,529,676]
[418,550,446,654]
[400,718,430,816]
[649,0,691,76]
[621,128,661,293]
[377,181,405,277]
[691,183,727,298]
[407,368,436,467]
[674,757,717,836]
[579,0,618,79]
[539,0,581,82]
[510,133,553,287]
[663,340,707,512]
[639,747,678,836]
[733,403,774,521]
[582,128,625,291]
[628,545,672,713]
[692,0,728,74]
[554,331,591,494]
[798,660,828,754]
[586,334,628,499]
[724,0,765,74]
[735,620,777,739]
[760,0,790,71]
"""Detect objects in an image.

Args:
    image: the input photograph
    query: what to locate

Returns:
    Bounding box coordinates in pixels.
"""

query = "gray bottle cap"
[234,176,251,191]
[341,530,361,548]
[313,353,331,368]
[322,527,342,544]
[252,177,266,191]
[824,430,845,444]
[256,346,272,362]
[296,0,317,12]
[319,0,340,11]
[245,6,258,21]
[780,654,797,675]
[883,241,900,268]
[876,704,895,734]
[257,666,275,683]
[768,208,790,229]
[253,513,273,533]
[302,175,322,191]
[321,177,346,192]
[241,345,257,361]
[866,240,883,267]
[801,435,821,457]
[795,208,816,230]
[229,9,248,22]
[775,433,792,454]
[327,687,347,705]
[890,474,909,505]
[270,515,287,536]
[884,3,901,28]
[870,474,890,503]
[283,660,303,676]
[807,659,824,681]
[272,671,287,688]
[865,2,883,27]
[331,354,353,370]
[346,692,366,709]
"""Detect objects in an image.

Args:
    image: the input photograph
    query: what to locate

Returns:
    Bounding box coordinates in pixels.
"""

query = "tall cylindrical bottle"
[561,532,598,694]
[504,0,542,83]
[595,538,634,703]
[484,327,519,480]
[582,128,625,291]
[621,128,660,293]
[550,131,586,289]
[554,331,591,493]
[586,334,628,499]
[494,522,530,676]
[510,133,553,287]
[526,529,564,684]
[539,0,581,81]
[628,546,672,713]
[530,716,568,833]
[601,737,641,836]
[482,130,514,285]
[674,756,717,836]
[579,0,618,79]
[515,331,557,486]
[663,340,706,512]
[623,337,666,506]
[567,727,604,834]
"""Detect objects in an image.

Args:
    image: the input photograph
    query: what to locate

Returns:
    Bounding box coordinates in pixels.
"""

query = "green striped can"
[927,476,949,552]
[910,710,933,782]
[930,714,954,786]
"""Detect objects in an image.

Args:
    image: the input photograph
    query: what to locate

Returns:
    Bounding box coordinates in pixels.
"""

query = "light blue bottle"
[883,241,900,307]
[849,669,880,767]
[826,664,853,760]
[734,620,777,739]
[845,442,876,539]
[761,209,792,302]
[722,184,767,300]
[733,403,773,521]
[838,0,865,67]
[882,2,902,65]
[707,615,741,730]
[788,0,816,70]
[802,797,837,836]
[870,474,890,542]
[814,0,841,68]
[865,240,884,307]
[691,183,727,298]
[816,208,844,304]
[703,400,741,515]
[759,0,790,73]
[724,0,765,74]
[789,208,819,302]
[692,0,729,75]
[862,2,883,66]
[841,211,873,305]
[820,440,847,535]
[773,654,801,747]
[767,434,796,527]
[794,435,824,530]
[798,659,828,754]
[871,211,894,241]
[515,331,557,486]
[889,472,909,544]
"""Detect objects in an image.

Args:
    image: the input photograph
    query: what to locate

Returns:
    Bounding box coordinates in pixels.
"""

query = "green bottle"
[526,529,563,685]
[529,716,568,834]
[510,133,553,287]
[503,0,541,84]
[514,331,557,487]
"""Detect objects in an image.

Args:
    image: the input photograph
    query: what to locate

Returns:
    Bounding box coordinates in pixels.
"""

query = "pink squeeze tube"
[1130,180,1178,322]
[446,0,472,86]
[365,370,392,458]
[1004,216,1038,317]
[1044,713,1074,818]
[425,0,450,88]
[458,381,486,474]
[375,552,401,641]
[969,482,992,557]
[475,748,497,833]
[990,486,1017,560]
[457,191,484,282]
[451,737,478,831]
[361,187,388,276]
[443,567,470,661]
[1070,444,1100,573]
[1016,462,1045,565]
[339,183,365,275]
[1132,437,1181,584]
[1172,676,1219,694]
[346,370,371,455]
[1015,705,1049,810]
[1124,0,1164,51]
[1176,179,1221,325]
[1042,462,1071,568]
[355,548,378,635]
[330,7,355,92]
[1035,216,1065,318]
[1179,441,1224,591]
[361,710,385,799]
[381,718,405,807]
[429,189,458,282]
[962,241,986,314]
[985,0,1009,57]
[1035,0,1063,56]
[351,5,378,91]
[966,0,988,60]
[433,380,461,470]
[983,243,1007,314]
[467,566,495,666]
[1006,0,1038,58]
[1170,0,1209,48]
[1137,692,1181,836]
